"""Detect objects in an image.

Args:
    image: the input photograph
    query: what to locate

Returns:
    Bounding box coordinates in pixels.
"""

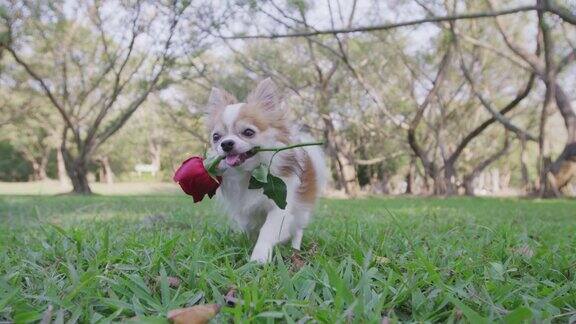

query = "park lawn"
[0,195,575,323]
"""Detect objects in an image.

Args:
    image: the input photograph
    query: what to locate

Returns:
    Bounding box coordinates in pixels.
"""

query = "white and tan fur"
[205,78,326,263]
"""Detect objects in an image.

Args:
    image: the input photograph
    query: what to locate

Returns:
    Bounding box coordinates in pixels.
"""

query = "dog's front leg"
[250,208,293,263]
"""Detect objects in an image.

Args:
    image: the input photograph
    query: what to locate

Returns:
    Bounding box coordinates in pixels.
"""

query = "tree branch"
[83,2,143,150]
[486,0,545,74]
[5,46,81,147]
[458,54,538,142]
[94,2,184,148]
[407,48,452,177]
[225,5,541,39]
[544,0,576,25]
[463,134,512,189]
[448,73,536,166]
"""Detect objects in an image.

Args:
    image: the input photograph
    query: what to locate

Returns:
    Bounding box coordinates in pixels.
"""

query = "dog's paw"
[249,246,272,264]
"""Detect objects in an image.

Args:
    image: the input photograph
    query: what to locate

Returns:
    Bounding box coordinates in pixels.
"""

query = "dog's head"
[206,78,290,171]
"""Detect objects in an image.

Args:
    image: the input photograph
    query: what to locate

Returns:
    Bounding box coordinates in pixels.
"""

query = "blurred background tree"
[0,0,574,197]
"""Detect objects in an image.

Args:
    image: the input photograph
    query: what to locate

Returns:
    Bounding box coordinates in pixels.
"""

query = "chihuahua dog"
[206,78,326,263]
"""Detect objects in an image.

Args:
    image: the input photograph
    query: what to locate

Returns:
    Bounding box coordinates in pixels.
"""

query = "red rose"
[173,156,221,203]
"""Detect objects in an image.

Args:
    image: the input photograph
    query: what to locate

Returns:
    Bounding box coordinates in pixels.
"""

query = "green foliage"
[286,0,310,12]
[44,149,59,179]
[250,163,269,183]
[248,166,288,209]
[0,141,32,181]
[0,4,9,48]
[1,196,575,322]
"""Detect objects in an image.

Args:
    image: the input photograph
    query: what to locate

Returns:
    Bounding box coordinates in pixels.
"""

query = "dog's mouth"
[225,149,257,167]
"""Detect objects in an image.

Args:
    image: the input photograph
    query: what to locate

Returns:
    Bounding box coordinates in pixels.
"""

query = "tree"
[478,0,576,196]
[223,0,574,196]
[0,78,58,181]
[1,0,191,193]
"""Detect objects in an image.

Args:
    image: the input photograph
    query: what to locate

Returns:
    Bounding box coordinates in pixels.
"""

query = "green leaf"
[159,265,170,307]
[251,164,269,183]
[262,174,287,209]
[249,173,287,209]
[13,310,43,323]
[502,307,532,324]
[203,155,223,178]
[249,176,264,189]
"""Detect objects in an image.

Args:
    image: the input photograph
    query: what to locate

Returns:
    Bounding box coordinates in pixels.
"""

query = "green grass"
[1,196,575,323]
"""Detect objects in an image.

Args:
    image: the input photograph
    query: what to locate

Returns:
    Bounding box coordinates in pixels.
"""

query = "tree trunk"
[27,155,48,181]
[405,157,416,194]
[463,136,510,196]
[323,115,358,196]
[338,151,359,196]
[371,170,390,194]
[422,169,433,195]
[501,168,511,191]
[61,147,92,194]
[491,168,500,194]
[432,175,448,195]
[30,160,47,181]
[545,86,576,194]
[404,174,412,194]
[520,137,530,192]
[150,142,162,177]
[537,80,554,193]
[329,154,346,191]
[103,157,114,184]
[430,165,456,196]
[444,164,457,195]
[327,146,358,196]
[20,148,49,181]
[463,176,476,196]
[56,148,68,186]
[68,165,91,194]
[30,161,39,181]
[540,157,557,197]
[39,155,48,180]
[97,156,114,184]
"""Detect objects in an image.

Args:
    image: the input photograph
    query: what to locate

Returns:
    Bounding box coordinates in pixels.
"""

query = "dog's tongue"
[225,154,242,166]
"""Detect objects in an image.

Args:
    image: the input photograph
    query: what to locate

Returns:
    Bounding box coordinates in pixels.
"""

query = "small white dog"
[206,78,326,263]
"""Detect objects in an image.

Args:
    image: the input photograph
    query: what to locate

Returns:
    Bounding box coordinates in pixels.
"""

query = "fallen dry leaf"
[375,256,390,265]
[454,309,463,321]
[308,242,319,256]
[155,276,181,288]
[167,304,221,324]
[224,287,238,307]
[290,250,306,272]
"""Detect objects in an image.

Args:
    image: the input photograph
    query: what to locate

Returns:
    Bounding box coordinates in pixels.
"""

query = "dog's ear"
[246,78,282,112]
[206,87,237,113]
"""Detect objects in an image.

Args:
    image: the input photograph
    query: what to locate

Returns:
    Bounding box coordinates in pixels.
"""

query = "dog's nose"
[221,140,235,152]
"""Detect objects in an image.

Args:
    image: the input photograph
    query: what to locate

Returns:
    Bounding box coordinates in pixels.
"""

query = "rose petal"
[174,156,221,203]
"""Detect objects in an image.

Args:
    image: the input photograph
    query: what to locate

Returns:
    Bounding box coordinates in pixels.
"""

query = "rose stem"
[254,141,324,153]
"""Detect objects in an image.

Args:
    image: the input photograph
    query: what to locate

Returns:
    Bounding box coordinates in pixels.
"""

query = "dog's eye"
[212,133,221,142]
[242,128,255,137]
